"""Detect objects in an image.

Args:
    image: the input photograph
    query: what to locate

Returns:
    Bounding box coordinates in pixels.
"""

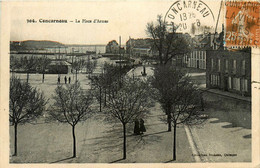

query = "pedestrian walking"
[64,76,67,84]
[57,76,60,84]
[134,119,140,135]
[69,77,71,84]
[140,118,146,134]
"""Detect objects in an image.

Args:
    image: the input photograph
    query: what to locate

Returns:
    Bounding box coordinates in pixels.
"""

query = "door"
[197,60,200,69]
[224,76,228,91]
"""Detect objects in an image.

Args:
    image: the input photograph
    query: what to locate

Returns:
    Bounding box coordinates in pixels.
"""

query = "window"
[233,78,240,91]
[210,74,220,86]
[242,60,246,75]
[225,59,229,73]
[218,59,221,72]
[245,79,248,92]
[241,78,248,92]
[233,60,237,74]
[228,77,232,89]
[211,58,214,70]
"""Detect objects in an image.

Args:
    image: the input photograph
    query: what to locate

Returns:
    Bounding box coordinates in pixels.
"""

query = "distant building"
[206,49,251,96]
[126,38,154,56]
[132,47,152,57]
[106,40,119,54]
[183,32,220,70]
[48,60,72,74]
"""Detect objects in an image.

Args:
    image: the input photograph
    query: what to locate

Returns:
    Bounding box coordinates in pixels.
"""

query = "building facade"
[206,50,251,96]
[183,33,220,70]
[183,50,207,69]
[105,40,119,54]
[132,47,152,57]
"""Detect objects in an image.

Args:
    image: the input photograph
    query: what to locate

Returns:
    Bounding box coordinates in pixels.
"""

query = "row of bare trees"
[10,55,52,83]
[10,55,97,84]
[151,65,203,161]
[71,56,97,81]
[9,72,151,160]
[90,63,132,112]
[10,65,203,161]
[146,15,205,161]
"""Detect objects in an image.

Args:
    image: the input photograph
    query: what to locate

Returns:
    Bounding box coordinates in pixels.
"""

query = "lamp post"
[141,61,147,76]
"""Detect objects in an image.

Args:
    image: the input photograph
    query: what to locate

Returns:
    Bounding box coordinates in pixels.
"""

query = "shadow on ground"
[51,156,74,163]
[203,91,251,130]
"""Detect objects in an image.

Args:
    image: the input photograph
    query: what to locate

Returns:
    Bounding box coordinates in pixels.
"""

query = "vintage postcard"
[0,0,259,168]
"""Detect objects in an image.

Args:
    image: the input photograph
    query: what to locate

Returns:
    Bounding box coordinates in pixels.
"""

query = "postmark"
[164,0,215,34]
[224,1,260,47]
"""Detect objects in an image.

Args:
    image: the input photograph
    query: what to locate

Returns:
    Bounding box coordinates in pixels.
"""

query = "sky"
[9,0,223,45]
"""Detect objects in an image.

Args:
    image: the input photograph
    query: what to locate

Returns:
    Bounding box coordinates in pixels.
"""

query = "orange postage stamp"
[225,1,260,47]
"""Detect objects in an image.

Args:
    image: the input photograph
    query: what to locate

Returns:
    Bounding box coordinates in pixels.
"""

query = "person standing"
[69,77,71,84]
[64,76,67,84]
[140,118,146,134]
[57,76,60,84]
[134,119,140,135]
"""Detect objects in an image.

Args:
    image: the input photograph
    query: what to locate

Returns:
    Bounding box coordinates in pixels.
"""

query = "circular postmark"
[164,0,215,34]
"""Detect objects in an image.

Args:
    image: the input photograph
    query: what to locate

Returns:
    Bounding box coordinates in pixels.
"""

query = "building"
[48,60,72,74]
[206,49,251,96]
[132,47,152,57]
[183,33,220,70]
[106,40,119,54]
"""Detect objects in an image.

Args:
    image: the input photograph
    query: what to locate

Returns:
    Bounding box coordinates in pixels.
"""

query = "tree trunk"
[75,70,78,83]
[123,123,126,159]
[173,123,177,161]
[159,52,163,65]
[26,72,29,83]
[13,123,18,156]
[72,125,76,158]
[42,73,45,83]
[108,87,111,101]
[104,89,107,106]
[167,113,172,132]
[99,87,102,112]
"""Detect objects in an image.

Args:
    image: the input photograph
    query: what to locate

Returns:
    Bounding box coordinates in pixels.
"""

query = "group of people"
[57,76,71,84]
[134,118,146,135]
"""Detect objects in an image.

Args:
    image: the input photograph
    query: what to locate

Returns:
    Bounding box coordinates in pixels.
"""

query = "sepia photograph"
[0,0,260,167]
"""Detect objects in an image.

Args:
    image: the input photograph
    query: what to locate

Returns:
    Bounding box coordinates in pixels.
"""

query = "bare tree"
[151,65,203,161]
[90,74,105,112]
[21,56,37,83]
[49,82,93,158]
[10,55,21,76]
[37,56,51,83]
[9,77,47,156]
[106,77,152,159]
[146,15,191,65]
[71,58,85,82]
[85,56,95,78]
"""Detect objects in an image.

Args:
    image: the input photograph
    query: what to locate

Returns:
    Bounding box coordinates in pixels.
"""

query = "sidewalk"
[202,88,251,102]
